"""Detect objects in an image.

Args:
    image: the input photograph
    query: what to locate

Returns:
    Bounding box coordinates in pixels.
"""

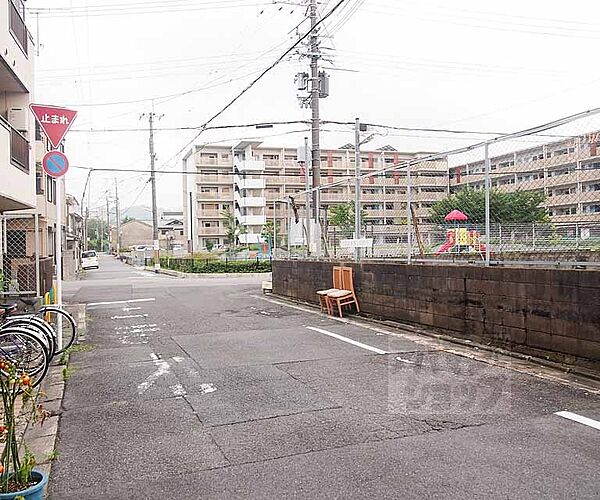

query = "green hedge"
[158,258,271,274]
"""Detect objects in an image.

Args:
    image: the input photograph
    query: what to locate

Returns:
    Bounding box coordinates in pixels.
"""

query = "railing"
[10,127,29,172]
[9,0,28,55]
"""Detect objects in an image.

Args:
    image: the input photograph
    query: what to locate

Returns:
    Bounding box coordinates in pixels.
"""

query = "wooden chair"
[327,267,360,318]
[316,266,343,313]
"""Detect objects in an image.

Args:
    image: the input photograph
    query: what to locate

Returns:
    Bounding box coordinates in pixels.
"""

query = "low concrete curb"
[25,363,65,485]
[142,266,272,279]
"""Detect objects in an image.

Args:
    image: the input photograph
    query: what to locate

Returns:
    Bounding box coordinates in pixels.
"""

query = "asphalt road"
[49,255,600,499]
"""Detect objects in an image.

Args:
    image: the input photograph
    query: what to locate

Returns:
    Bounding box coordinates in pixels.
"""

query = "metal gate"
[0,214,44,296]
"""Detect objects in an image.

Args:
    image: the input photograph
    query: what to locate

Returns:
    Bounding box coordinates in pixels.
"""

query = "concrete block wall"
[272,260,600,368]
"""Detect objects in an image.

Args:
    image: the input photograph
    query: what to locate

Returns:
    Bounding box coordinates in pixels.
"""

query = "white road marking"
[138,358,170,394]
[150,353,159,361]
[555,411,600,431]
[306,326,388,355]
[199,383,216,394]
[122,307,141,312]
[87,298,155,307]
[172,356,184,363]
[111,314,148,320]
[396,357,415,364]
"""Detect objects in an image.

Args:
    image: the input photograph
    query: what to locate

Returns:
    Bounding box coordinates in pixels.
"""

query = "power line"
[30,0,272,18]
[155,0,351,174]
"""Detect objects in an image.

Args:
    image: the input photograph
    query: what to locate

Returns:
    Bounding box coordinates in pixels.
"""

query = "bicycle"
[1,297,77,356]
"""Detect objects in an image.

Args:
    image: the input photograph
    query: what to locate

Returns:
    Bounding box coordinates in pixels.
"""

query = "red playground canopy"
[444,209,469,222]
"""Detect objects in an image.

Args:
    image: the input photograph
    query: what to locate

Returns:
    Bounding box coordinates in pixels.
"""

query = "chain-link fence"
[0,214,44,295]
[273,107,600,267]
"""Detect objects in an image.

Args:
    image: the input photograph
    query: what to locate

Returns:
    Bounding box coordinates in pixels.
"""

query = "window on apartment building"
[46,177,56,203]
[200,186,216,192]
[584,183,600,192]
[36,171,44,195]
[583,204,600,214]
[222,204,230,210]
[556,207,577,215]
[221,153,229,159]
[222,187,231,193]
[35,122,43,141]
[203,221,219,227]
[200,169,218,175]
[420,187,445,192]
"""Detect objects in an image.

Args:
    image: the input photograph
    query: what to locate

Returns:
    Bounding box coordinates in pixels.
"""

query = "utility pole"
[144,108,161,272]
[114,179,121,254]
[309,0,320,220]
[106,196,110,253]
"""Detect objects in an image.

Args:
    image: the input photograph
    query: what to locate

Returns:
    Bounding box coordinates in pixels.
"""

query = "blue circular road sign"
[42,150,69,178]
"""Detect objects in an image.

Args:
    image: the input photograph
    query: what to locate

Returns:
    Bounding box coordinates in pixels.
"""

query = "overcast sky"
[27,0,600,215]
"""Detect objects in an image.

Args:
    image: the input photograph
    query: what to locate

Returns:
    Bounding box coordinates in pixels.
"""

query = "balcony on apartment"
[234,191,266,208]
[0,114,34,212]
[233,175,265,190]
[1,0,33,91]
[234,159,265,172]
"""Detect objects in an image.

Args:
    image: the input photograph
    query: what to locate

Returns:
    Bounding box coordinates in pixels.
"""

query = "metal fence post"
[315,186,321,259]
[272,200,277,258]
[406,162,412,264]
[484,143,491,266]
[532,222,536,251]
[34,213,40,296]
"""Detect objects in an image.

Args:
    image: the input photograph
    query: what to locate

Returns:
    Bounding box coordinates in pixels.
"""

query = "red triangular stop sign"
[29,104,78,149]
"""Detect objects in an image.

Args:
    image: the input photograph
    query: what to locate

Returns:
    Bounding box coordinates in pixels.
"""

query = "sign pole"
[55,177,63,352]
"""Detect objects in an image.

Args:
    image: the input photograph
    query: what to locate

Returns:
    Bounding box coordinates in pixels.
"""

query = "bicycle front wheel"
[0,327,49,389]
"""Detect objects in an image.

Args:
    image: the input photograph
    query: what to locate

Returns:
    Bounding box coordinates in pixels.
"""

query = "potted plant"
[0,358,48,500]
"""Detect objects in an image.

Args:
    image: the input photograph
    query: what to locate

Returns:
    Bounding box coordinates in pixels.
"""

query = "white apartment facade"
[0,0,35,214]
[183,141,448,250]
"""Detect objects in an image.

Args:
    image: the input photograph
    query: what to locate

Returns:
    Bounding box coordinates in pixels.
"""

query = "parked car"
[81,250,99,270]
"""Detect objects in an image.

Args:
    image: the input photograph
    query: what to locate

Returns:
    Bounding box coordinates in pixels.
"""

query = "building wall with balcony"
[0,0,33,92]
[0,0,35,214]
[183,141,447,250]
[453,132,600,224]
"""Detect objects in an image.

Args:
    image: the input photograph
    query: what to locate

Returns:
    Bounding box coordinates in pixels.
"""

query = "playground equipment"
[435,209,487,255]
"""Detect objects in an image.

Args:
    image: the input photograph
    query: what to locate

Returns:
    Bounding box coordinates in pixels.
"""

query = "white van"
[81,250,99,270]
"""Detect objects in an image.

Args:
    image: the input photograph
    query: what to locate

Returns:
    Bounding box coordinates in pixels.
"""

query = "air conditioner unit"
[8,107,28,132]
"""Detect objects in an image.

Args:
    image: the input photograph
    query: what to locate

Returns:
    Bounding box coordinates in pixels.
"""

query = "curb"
[141,267,272,279]
[24,362,65,489]
[22,303,85,496]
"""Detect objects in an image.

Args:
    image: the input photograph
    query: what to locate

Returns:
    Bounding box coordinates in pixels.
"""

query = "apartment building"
[0,0,35,215]
[453,132,600,223]
[183,141,448,250]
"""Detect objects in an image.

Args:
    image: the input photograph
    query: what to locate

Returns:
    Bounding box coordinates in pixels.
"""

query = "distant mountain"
[121,205,153,222]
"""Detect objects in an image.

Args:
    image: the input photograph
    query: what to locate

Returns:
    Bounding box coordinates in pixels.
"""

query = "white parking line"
[306,326,388,355]
[555,411,600,431]
[87,298,155,307]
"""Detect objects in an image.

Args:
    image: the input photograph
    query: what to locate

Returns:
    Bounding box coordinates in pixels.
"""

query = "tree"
[429,188,549,224]
[205,240,214,252]
[221,207,246,250]
[328,201,367,236]
[221,207,237,247]
[122,216,135,224]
